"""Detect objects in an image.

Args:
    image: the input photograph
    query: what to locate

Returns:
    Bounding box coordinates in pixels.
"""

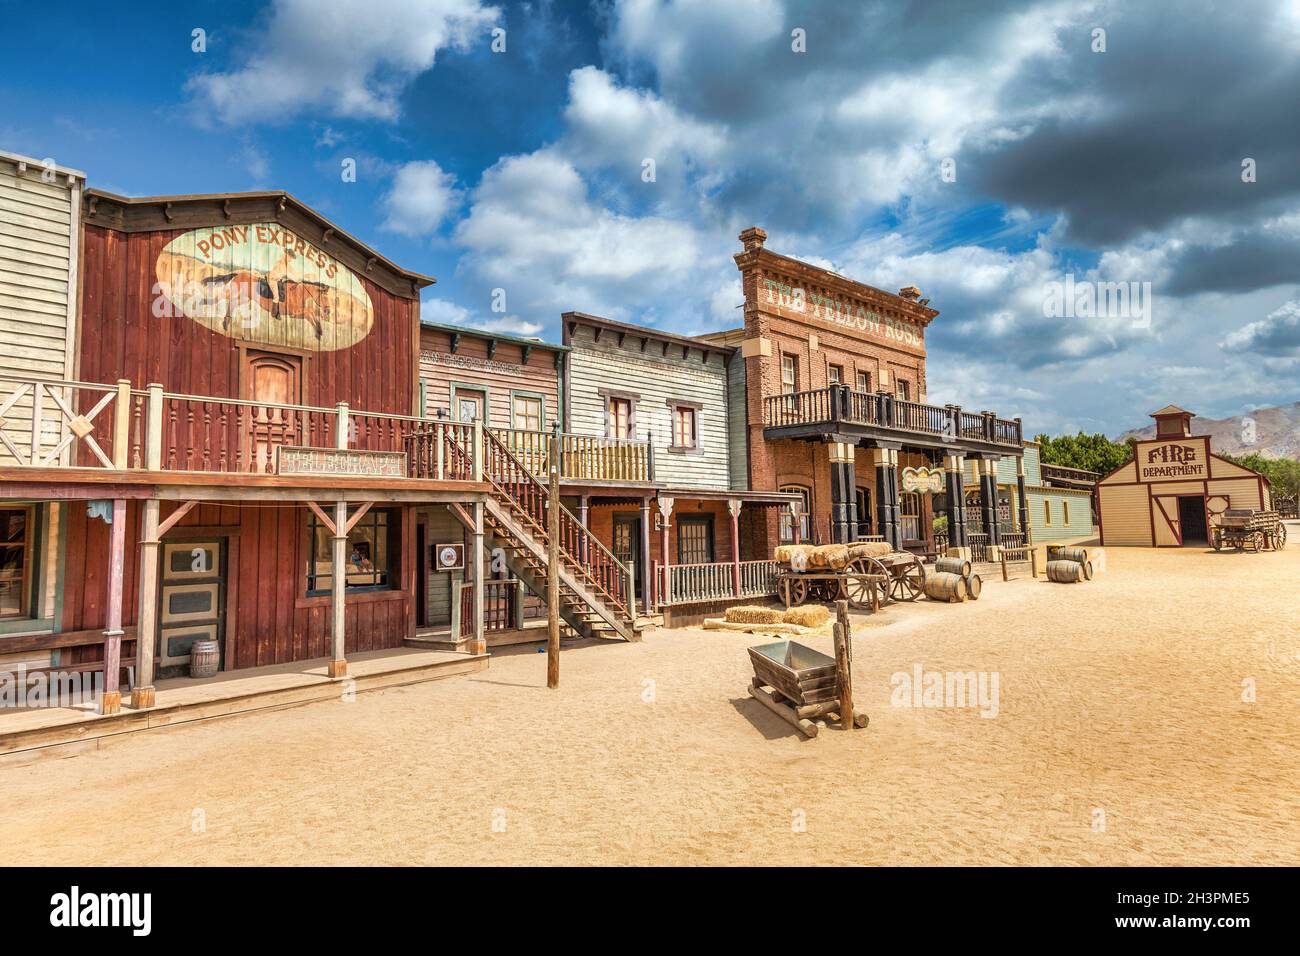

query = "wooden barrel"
[1046,559,1085,583]
[1055,546,1089,565]
[934,556,972,577]
[1081,560,1094,580]
[923,571,967,603]
[964,573,982,600]
[190,639,220,678]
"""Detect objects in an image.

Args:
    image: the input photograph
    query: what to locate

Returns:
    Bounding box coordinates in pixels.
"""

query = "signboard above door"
[275,446,406,478]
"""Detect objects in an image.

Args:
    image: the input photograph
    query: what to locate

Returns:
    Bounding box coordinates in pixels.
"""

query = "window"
[1063,500,1070,525]
[307,507,398,594]
[779,485,812,544]
[0,507,31,618]
[671,404,697,450]
[781,354,798,394]
[453,386,486,422]
[855,487,873,539]
[512,394,544,432]
[677,515,714,564]
[828,364,843,385]
[856,371,871,392]
[899,492,922,541]
[896,379,910,401]
[608,396,634,439]
[1044,500,1053,526]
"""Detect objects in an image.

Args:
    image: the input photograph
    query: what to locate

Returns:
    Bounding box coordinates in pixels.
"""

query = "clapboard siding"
[726,351,748,490]
[0,156,80,463]
[566,324,731,489]
[421,506,463,625]
[418,326,560,428]
[1099,484,1151,545]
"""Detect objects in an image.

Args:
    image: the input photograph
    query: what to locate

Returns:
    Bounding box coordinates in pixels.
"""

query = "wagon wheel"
[1275,523,1288,550]
[889,554,926,602]
[843,558,878,609]
[1250,530,1266,553]
[780,577,793,609]
[790,577,809,606]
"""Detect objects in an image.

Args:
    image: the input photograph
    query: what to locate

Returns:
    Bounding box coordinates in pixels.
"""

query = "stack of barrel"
[922,556,982,603]
[1045,545,1093,583]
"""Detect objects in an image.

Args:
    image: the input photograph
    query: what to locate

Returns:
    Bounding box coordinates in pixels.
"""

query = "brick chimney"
[898,286,922,301]
[739,226,767,252]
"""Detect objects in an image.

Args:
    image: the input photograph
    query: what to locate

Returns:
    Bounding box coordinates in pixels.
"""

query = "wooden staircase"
[477,428,641,642]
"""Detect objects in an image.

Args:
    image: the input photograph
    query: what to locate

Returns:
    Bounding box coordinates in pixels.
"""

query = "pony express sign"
[275,446,406,478]
[901,466,944,494]
[1135,437,1210,482]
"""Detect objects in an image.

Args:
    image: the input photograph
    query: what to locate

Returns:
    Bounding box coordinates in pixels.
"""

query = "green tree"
[1222,452,1300,502]
[1034,431,1134,475]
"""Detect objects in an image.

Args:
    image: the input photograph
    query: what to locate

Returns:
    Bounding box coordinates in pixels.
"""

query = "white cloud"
[188,0,498,124]
[421,295,542,337]
[382,160,462,237]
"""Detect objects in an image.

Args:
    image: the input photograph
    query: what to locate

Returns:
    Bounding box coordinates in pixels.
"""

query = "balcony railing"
[655,559,780,607]
[490,427,652,484]
[0,374,479,482]
[764,386,1022,448]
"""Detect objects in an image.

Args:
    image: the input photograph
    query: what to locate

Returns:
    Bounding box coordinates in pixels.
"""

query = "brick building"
[706,226,1026,557]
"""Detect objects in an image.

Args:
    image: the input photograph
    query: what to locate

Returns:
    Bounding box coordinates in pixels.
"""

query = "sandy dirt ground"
[3,537,1298,866]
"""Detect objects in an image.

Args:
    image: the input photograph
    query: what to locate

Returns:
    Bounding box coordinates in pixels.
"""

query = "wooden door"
[613,514,641,593]
[242,350,303,471]
[453,386,486,423]
[157,539,225,675]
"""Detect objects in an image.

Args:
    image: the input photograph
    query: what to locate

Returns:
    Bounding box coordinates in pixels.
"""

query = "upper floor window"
[828,364,843,385]
[856,370,871,392]
[1063,500,1070,525]
[896,379,910,401]
[781,354,798,394]
[512,394,544,432]
[670,403,699,450]
[0,506,32,619]
[608,396,634,439]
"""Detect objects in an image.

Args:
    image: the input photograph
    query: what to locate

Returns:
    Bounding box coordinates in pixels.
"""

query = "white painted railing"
[657,559,781,606]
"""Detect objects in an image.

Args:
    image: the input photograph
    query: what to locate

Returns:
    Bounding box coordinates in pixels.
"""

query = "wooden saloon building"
[0,175,640,715]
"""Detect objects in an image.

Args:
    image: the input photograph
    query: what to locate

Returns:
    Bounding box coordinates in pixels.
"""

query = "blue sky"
[3,0,1299,438]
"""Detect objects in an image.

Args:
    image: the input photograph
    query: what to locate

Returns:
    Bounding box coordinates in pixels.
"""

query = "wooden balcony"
[0,374,483,494]
[763,386,1023,453]
[489,426,653,485]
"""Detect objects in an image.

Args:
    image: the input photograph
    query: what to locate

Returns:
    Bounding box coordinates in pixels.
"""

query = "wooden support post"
[112,379,131,469]
[471,501,486,655]
[335,402,349,449]
[1001,552,1009,582]
[145,383,164,471]
[640,496,652,611]
[657,497,674,606]
[99,498,127,715]
[547,422,561,688]
[131,498,161,709]
[328,499,348,678]
[449,568,464,639]
[729,498,742,597]
[1031,547,1038,579]
[833,600,854,731]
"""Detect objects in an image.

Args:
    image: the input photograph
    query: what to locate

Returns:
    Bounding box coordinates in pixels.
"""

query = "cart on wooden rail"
[773,542,926,610]
[1211,509,1287,552]
[747,639,868,738]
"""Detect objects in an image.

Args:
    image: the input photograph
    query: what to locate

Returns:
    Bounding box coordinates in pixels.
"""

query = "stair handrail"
[478,426,634,620]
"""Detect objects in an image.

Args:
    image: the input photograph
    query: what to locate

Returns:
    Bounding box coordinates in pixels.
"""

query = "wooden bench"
[0,627,137,693]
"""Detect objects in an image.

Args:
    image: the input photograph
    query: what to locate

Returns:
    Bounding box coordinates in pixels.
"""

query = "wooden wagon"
[774,543,925,610]
[746,639,867,738]
[1211,509,1287,552]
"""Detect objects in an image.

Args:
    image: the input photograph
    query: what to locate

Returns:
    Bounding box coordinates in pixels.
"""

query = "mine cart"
[773,542,925,610]
[747,639,868,738]
[1211,509,1287,552]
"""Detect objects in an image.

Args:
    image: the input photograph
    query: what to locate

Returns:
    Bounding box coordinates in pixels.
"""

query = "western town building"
[1,151,1087,722]
[1097,405,1272,547]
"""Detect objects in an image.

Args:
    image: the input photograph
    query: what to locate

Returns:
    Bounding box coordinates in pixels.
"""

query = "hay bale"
[724,605,784,625]
[847,542,894,559]
[775,545,815,571]
[782,605,830,628]
[818,544,852,570]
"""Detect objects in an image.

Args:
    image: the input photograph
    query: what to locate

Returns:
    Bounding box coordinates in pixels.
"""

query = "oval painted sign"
[154,223,373,351]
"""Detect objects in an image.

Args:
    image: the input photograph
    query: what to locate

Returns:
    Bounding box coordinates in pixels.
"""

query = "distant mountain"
[1117,402,1300,459]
